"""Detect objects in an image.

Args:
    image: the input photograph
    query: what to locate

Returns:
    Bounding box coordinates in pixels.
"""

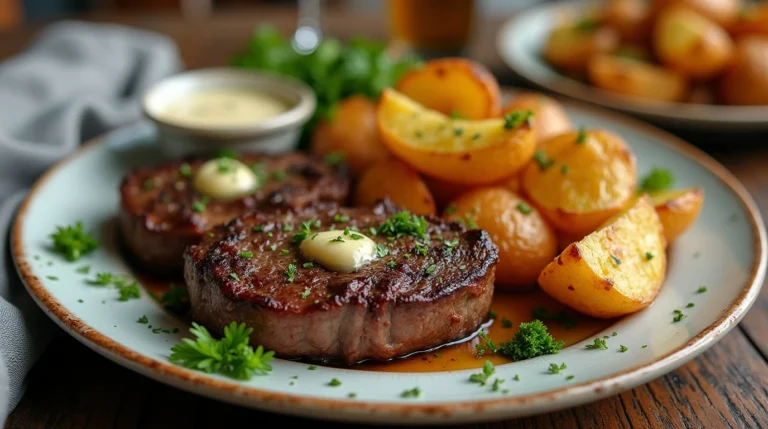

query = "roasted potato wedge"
[444,188,558,289]
[377,89,536,185]
[604,0,653,43]
[544,22,620,74]
[521,129,637,237]
[501,92,572,143]
[728,3,768,37]
[587,54,689,102]
[653,5,734,80]
[425,174,521,211]
[718,36,768,105]
[311,95,390,175]
[538,195,666,319]
[651,0,743,27]
[648,187,704,243]
[395,58,501,120]
[354,158,436,215]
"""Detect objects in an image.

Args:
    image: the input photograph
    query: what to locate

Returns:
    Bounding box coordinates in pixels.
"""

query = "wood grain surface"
[2,5,767,429]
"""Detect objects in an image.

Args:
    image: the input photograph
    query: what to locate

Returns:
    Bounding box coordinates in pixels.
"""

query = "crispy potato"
[354,159,436,215]
[728,3,768,37]
[377,89,536,185]
[521,129,637,237]
[648,187,704,243]
[501,92,572,143]
[653,5,734,80]
[587,54,689,102]
[311,95,390,175]
[538,195,666,319]
[394,58,501,119]
[425,174,521,211]
[604,0,653,43]
[444,188,558,288]
[544,23,620,74]
[651,0,743,27]
[718,36,768,105]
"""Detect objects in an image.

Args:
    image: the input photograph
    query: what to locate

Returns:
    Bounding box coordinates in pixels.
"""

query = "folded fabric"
[0,20,182,426]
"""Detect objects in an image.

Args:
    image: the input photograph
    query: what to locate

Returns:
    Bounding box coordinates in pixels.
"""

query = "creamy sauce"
[160,88,290,128]
[300,230,378,272]
[193,158,260,200]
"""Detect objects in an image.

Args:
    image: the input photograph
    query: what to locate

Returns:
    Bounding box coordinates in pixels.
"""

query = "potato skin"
[538,195,666,319]
[718,36,768,105]
[424,174,520,212]
[587,55,689,102]
[501,92,572,143]
[604,0,653,43]
[444,188,558,289]
[395,58,501,119]
[651,0,743,27]
[653,5,734,80]
[728,4,768,37]
[649,187,704,243]
[311,95,390,175]
[354,159,436,215]
[544,24,620,74]
[521,129,637,237]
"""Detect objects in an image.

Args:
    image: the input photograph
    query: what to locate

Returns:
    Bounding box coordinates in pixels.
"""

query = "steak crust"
[119,152,350,274]
[184,199,498,364]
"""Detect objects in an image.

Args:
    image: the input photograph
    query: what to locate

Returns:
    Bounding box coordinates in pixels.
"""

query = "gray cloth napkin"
[0,20,182,425]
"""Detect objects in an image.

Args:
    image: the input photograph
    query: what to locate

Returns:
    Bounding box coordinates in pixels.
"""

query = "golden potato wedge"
[521,129,637,237]
[718,36,768,106]
[728,3,768,37]
[377,89,536,185]
[587,54,689,102]
[604,0,653,43]
[538,195,666,319]
[651,0,743,27]
[501,92,572,143]
[425,174,521,211]
[648,187,704,243]
[354,159,436,215]
[653,5,734,80]
[544,22,620,74]
[311,95,390,175]
[444,188,558,289]
[394,58,501,120]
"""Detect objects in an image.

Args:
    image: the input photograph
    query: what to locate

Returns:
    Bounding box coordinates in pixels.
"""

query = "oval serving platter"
[11,96,766,425]
[496,0,768,132]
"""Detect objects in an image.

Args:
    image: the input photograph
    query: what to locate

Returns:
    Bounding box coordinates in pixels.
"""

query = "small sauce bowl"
[142,67,316,158]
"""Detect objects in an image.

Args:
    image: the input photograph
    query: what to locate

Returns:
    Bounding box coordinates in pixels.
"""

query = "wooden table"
[3,6,768,428]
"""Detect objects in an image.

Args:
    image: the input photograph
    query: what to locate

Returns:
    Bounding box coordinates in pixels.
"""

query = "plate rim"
[10,102,767,423]
[495,0,768,130]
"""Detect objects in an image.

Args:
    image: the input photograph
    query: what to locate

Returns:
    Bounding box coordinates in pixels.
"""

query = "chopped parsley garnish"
[516,202,533,214]
[328,378,342,387]
[387,260,397,269]
[488,309,497,319]
[252,225,264,232]
[191,197,210,213]
[300,288,311,299]
[611,255,622,265]
[116,280,140,301]
[229,273,240,281]
[378,211,429,239]
[450,110,467,120]
[697,286,708,294]
[639,168,674,193]
[271,170,287,181]
[642,345,648,348]
[50,221,99,262]
[348,392,357,399]
[87,272,114,286]
[503,110,534,129]
[283,223,294,232]
[612,331,617,337]
[76,265,90,274]
[444,205,457,215]
[285,264,297,283]
[292,219,318,244]
[280,249,290,255]
[476,320,564,361]
[137,315,148,324]
[619,345,628,353]
[561,165,569,175]
[302,262,314,268]
[46,275,58,281]
[687,302,695,308]
[469,360,495,385]
[324,151,346,166]
[576,126,587,144]
[160,283,190,315]
[269,244,277,251]
[532,151,555,170]
[414,242,428,256]
[400,387,421,398]
[214,148,238,159]
[566,375,575,381]
[333,213,350,223]
[645,252,654,261]
[329,236,345,243]
[501,318,513,328]
[308,366,317,370]
[169,321,274,380]
[459,265,466,271]
[453,127,464,137]
[443,238,459,255]
[376,244,389,258]
[531,307,578,329]
[547,362,567,374]
[513,374,520,381]
[350,233,364,240]
[471,132,481,140]
[239,251,254,259]
[673,309,687,323]
[424,264,437,275]
[179,163,193,177]
[585,337,608,350]
[492,378,505,392]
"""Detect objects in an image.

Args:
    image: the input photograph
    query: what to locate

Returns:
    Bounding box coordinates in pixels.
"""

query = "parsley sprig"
[378,211,428,239]
[639,168,674,193]
[49,221,98,262]
[476,320,564,361]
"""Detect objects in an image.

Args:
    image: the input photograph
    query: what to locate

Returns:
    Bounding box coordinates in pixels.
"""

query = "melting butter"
[193,157,259,200]
[300,230,377,273]
[160,87,289,128]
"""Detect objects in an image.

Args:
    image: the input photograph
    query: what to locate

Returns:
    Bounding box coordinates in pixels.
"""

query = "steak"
[119,152,350,274]
[184,199,498,364]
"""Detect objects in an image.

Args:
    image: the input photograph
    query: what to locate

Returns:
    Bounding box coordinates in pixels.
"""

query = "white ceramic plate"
[12,99,766,425]
[496,0,768,132]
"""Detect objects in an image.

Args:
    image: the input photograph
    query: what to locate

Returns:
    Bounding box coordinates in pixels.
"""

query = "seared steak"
[119,152,350,274]
[184,199,498,364]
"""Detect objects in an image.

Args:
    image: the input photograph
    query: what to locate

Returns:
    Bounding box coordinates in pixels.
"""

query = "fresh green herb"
[329,236,345,243]
[214,148,239,159]
[300,288,311,299]
[453,127,464,137]
[271,170,287,182]
[469,360,496,386]
[414,242,428,256]
[348,392,357,399]
[434,353,441,358]
[152,327,164,334]
[687,302,695,308]
[400,387,421,398]
[333,213,350,223]
[611,255,622,265]
[547,362,567,374]
[328,378,342,387]
[239,251,254,259]
[324,151,346,166]
[612,332,617,337]
[283,223,294,232]
[369,227,378,236]
[137,315,149,324]
[192,197,210,213]
[492,378,505,392]
[252,224,265,233]
[378,211,428,239]
[292,219,318,244]
[308,366,317,370]
[645,252,654,261]
[302,262,314,268]
[450,110,467,120]
[639,168,674,193]
[229,273,240,281]
[673,309,687,323]
[179,163,193,177]
[642,345,648,348]
[50,221,99,262]
[566,375,575,381]
[561,165,569,175]
[285,264,297,283]
[532,151,555,170]
[46,275,58,281]
[443,238,459,255]
[459,265,466,271]
[169,322,274,380]
[513,374,520,381]
[387,260,397,269]
[531,307,578,329]
[160,283,190,315]
[87,272,114,286]
[586,337,608,350]
[576,126,587,144]
[516,202,533,215]
[697,286,708,294]
[501,318,513,328]
[424,264,437,275]
[477,320,564,361]
[376,243,389,258]
[269,244,277,251]
[471,132,481,140]
[76,265,90,274]
[445,205,457,215]
[350,233,364,240]
[488,309,498,319]
[503,110,534,129]
[619,345,628,353]
[280,249,290,256]
[116,280,140,301]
